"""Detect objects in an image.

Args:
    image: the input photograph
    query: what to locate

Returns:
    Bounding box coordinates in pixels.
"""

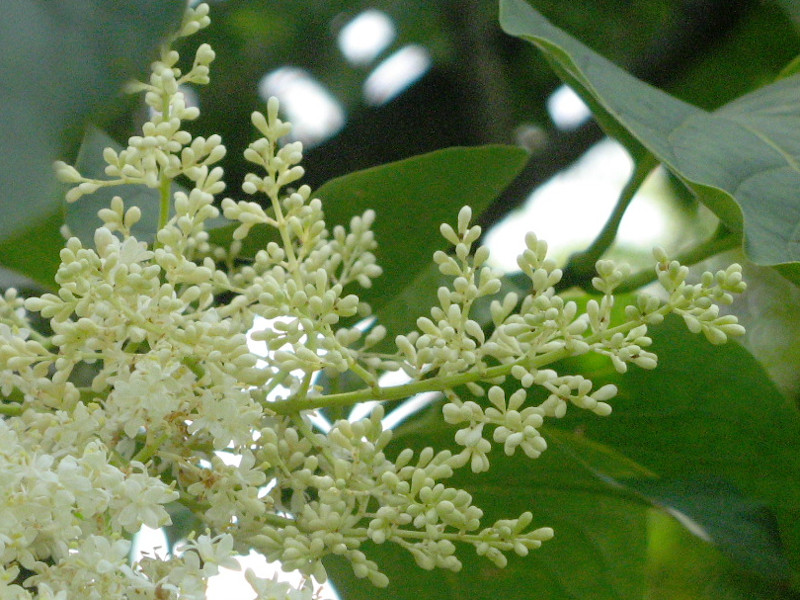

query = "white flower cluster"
[0,4,747,598]
[393,222,745,475]
[55,6,217,202]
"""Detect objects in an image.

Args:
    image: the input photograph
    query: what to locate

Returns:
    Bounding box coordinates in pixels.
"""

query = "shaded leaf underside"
[500,0,800,284]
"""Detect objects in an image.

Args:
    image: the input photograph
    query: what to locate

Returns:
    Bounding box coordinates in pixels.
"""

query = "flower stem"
[158,173,172,231]
[265,315,657,415]
[133,431,170,463]
[0,403,22,416]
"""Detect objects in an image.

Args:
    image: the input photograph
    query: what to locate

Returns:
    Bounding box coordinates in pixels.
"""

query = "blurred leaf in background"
[0,0,185,288]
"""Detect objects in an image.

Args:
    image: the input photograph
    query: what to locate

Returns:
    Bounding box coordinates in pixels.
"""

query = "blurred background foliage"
[4,1,800,598]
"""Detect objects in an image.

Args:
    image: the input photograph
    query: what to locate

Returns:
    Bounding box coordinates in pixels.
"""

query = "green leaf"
[552,314,800,584]
[0,0,185,283]
[0,212,65,290]
[499,0,800,284]
[548,423,791,583]
[315,146,528,310]
[209,145,529,312]
[541,425,790,587]
[629,476,789,581]
[543,425,790,584]
[645,510,797,600]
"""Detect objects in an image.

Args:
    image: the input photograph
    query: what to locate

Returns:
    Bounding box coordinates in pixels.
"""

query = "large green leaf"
[210,145,528,312]
[0,0,185,286]
[645,510,795,600]
[546,420,791,588]
[316,146,525,311]
[628,476,789,581]
[550,314,800,587]
[499,0,800,284]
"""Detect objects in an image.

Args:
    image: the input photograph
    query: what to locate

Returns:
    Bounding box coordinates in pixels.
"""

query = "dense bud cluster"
[0,4,746,599]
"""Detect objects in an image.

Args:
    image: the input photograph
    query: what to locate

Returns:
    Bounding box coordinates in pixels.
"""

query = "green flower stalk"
[0,4,746,599]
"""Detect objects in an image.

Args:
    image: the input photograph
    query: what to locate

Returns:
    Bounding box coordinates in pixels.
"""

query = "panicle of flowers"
[0,2,748,598]
[646,247,747,344]
[394,205,501,379]
[221,98,382,381]
[396,217,746,475]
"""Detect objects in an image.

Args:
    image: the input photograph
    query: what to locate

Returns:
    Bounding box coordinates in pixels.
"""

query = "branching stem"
[265,311,665,415]
[558,154,658,291]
